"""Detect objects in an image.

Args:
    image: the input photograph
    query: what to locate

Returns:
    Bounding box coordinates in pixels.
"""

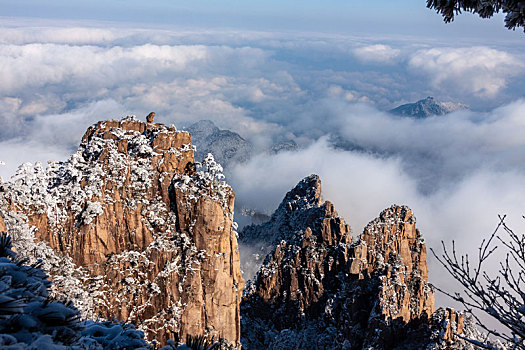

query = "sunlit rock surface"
[0,116,244,346]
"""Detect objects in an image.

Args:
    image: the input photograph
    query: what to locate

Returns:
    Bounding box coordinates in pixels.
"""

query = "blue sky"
[2,0,523,41]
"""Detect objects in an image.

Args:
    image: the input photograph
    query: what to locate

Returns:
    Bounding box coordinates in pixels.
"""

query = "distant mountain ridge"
[187,120,298,170]
[390,96,467,118]
[186,120,252,167]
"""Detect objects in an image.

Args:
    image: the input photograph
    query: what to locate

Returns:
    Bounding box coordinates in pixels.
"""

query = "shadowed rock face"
[241,176,439,349]
[238,174,328,281]
[0,116,243,346]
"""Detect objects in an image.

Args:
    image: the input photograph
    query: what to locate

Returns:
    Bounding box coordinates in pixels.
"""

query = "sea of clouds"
[1,19,525,311]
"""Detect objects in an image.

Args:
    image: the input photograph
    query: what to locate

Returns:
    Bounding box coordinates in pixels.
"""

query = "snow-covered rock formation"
[390,96,467,118]
[0,116,244,346]
[240,175,482,349]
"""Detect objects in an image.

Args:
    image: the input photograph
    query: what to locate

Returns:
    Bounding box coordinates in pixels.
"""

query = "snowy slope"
[390,96,467,118]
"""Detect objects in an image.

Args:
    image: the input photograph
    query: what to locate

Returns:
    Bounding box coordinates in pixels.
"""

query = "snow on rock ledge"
[0,116,244,346]
[240,176,440,349]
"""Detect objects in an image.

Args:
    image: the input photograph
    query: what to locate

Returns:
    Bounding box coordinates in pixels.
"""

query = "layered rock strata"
[0,116,244,345]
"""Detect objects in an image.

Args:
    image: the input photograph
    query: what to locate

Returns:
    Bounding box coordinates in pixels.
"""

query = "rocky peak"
[281,174,323,211]
[240,176,437,349]
[359,205,420,273]
[238,174,337,281]
[186,120,219,141]
[240,174,325,246]
[0,116,244,346]
[390,96,467,118]
[351,205,434,326]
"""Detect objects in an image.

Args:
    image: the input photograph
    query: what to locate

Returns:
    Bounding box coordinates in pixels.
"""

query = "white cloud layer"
[0,43,212,94]
[1,20,525,318]
[409,46,525,97]
[352,44,400,64]
[321,100,525,191]
[0,26,120,45]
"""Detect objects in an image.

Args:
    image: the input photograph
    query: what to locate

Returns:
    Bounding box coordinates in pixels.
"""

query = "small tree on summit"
[202,153,225,181]
[427,0,525,32]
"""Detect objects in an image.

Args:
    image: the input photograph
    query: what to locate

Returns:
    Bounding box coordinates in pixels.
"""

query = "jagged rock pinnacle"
[240,177,437,349]
[283,174,322,207]
[239,174,327,253]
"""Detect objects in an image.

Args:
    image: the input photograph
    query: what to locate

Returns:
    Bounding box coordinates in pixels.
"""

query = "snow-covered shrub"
[78,320,150,349]
[173,153,231,210]
[0,232,152,349]
[79,201,104,225]
[0,232,82,346]
[128,134,155,157]
[200,153,225,184]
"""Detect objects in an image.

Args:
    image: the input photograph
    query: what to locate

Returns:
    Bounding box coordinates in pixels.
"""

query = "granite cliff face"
[0,215,5,232]
[0,116,243,345]
[240,176,475,349]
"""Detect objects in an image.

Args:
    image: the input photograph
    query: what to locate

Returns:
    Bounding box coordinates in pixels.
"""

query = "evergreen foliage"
[427,0,525,32]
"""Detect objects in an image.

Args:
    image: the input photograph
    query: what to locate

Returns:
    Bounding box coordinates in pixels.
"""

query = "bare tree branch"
[431,215,525,348]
